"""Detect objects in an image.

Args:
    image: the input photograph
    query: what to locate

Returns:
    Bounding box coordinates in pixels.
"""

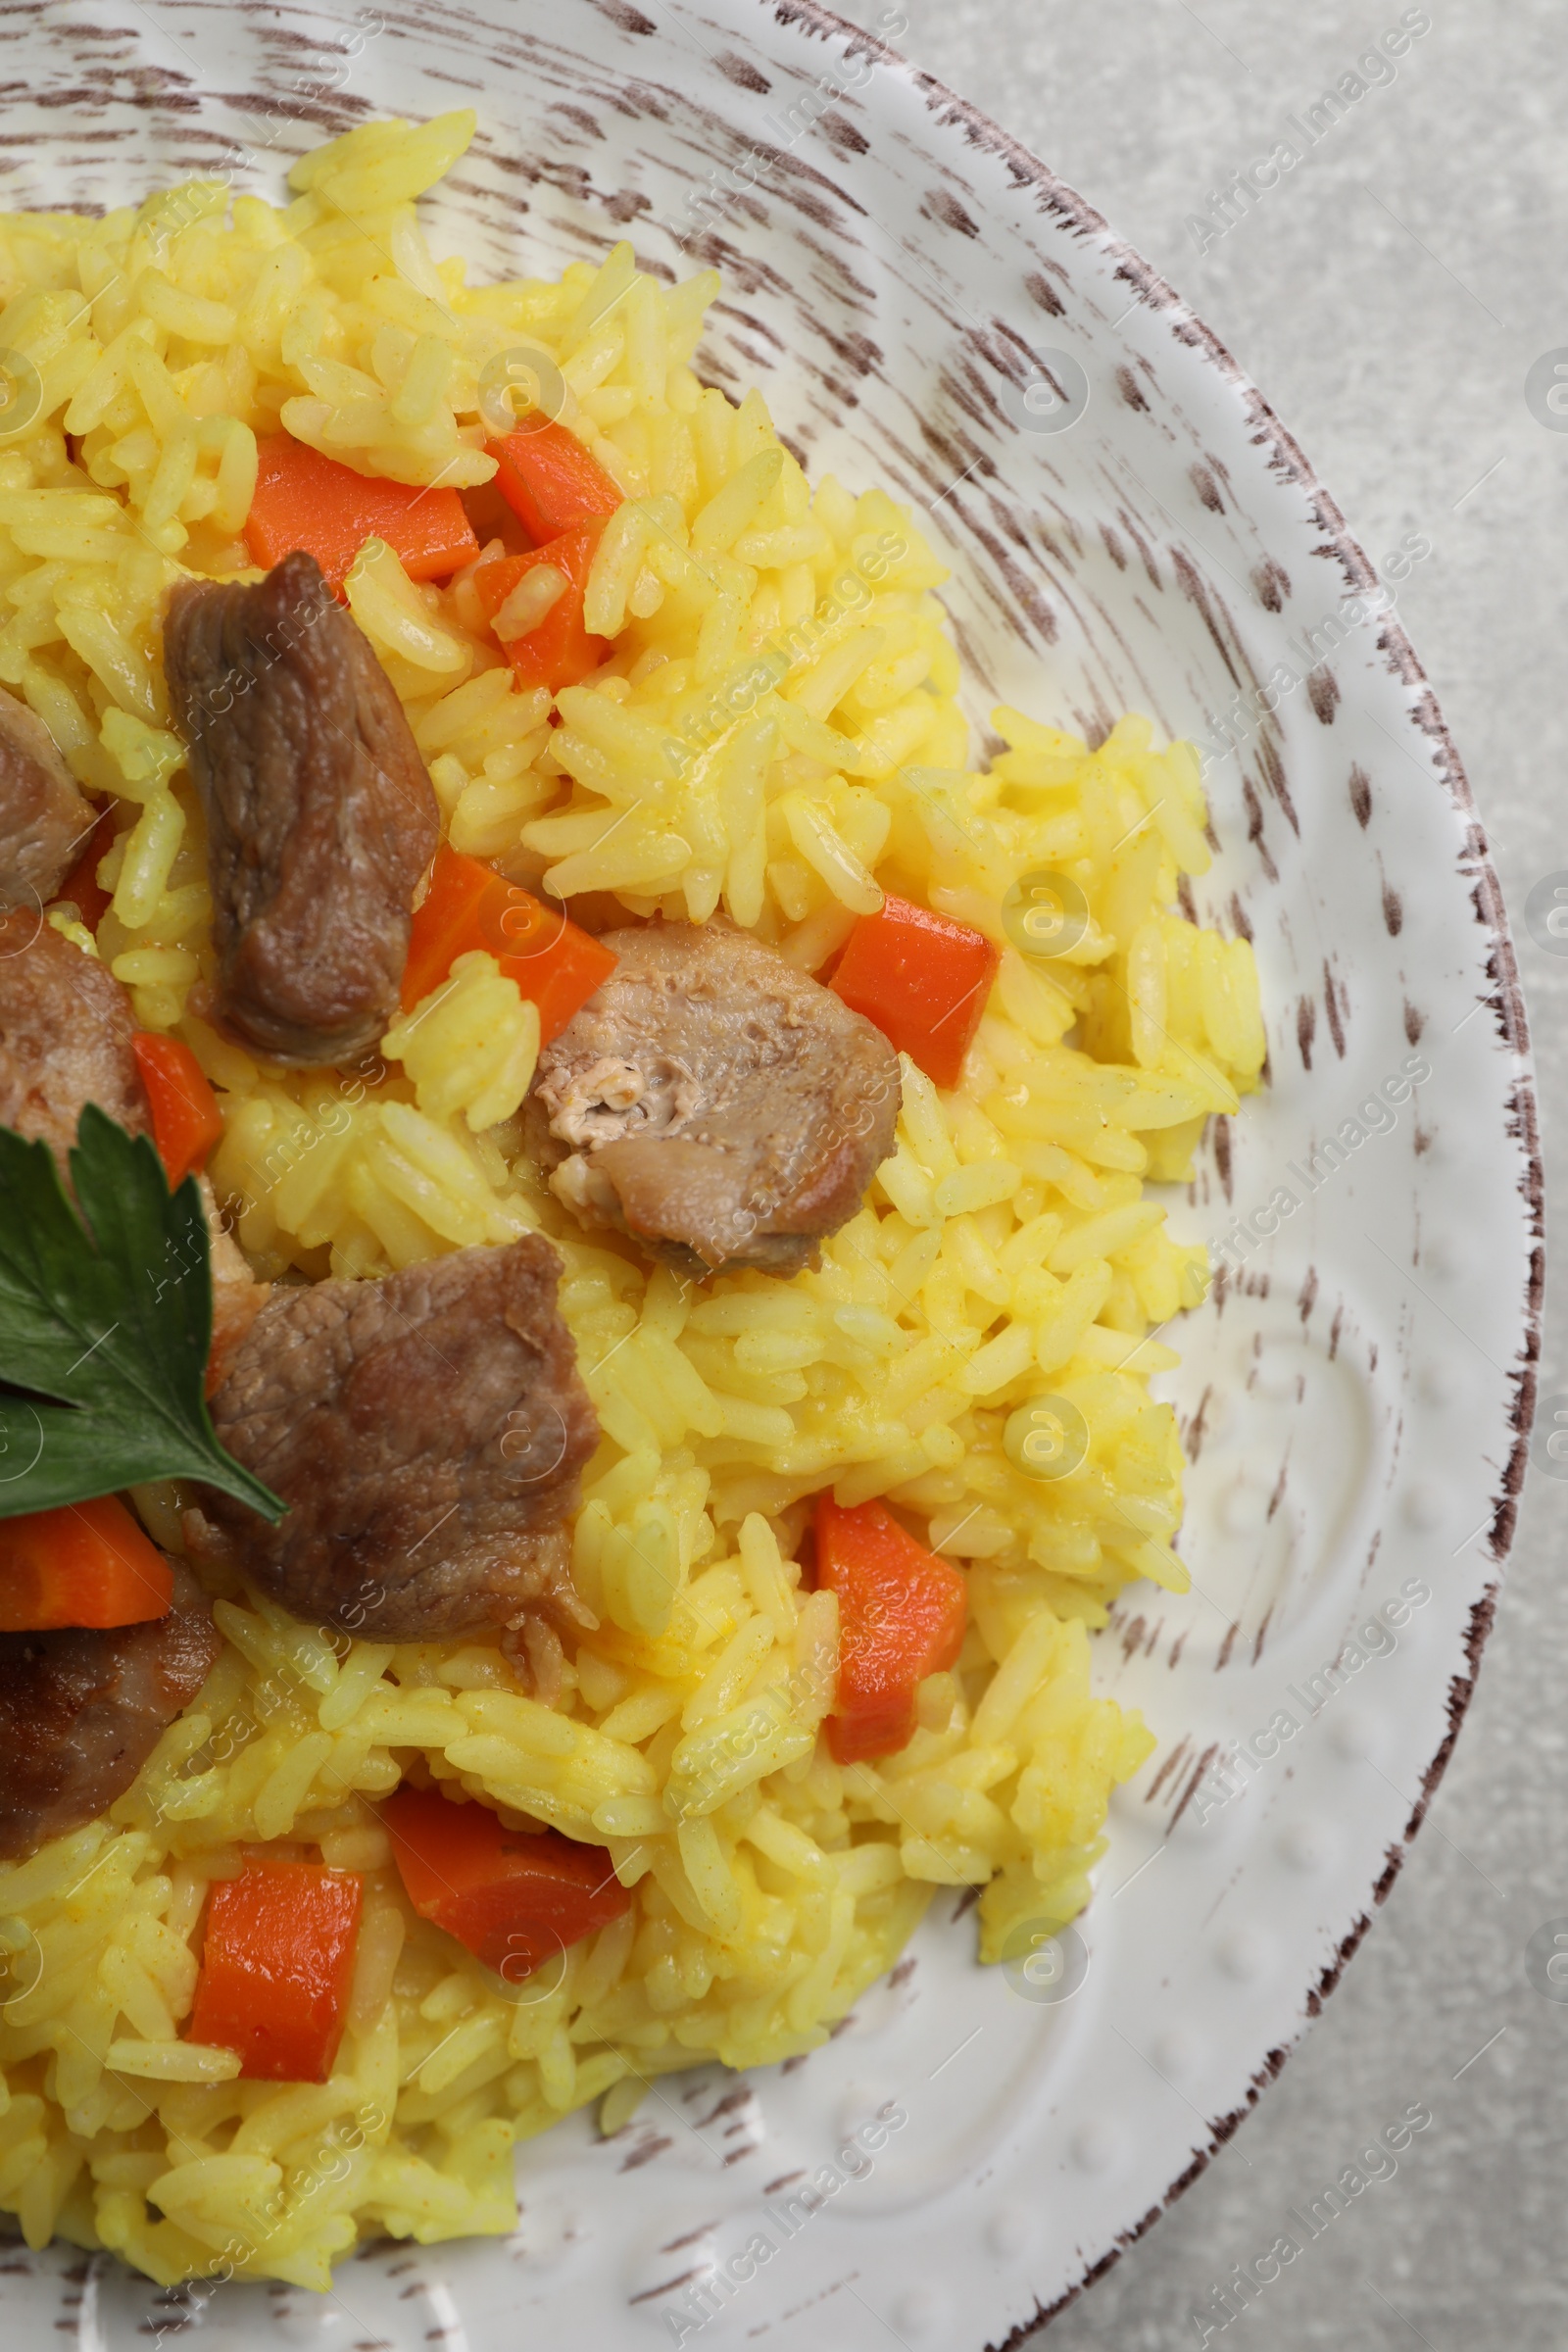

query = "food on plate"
[0,1493,172,1633]
[529,918,902,1276]
[187,1861,365,2083]
[185,1236,598,1647]
[0,682,97,913]
[165,551,439,1065]
[0,906,150,1162]
[384,1781,631,1976]
[398,840,616,1037]
[813,1494,969,1763]
[243,432,479,590]
[0,1038,282,1523]
[487,416,626,545]
[0,112,1264,2289]
[0,1566,221,1859]
[829,892,1001,1090]
[130,1028,225,1189]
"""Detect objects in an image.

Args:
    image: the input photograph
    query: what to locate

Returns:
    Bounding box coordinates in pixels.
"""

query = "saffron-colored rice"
[0,111,1264,2288]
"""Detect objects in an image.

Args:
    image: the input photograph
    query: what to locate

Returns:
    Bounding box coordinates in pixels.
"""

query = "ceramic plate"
[0,2,1539,2343]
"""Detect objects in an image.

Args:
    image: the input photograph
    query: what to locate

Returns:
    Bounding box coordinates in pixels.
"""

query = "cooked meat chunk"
[165,550,439,1068]
[0,912,267,1370]
[0,684,95,913]
[0,1566,220,1860]
[0,908,149,1168]
[527,921,902,1278]
[184,1236,598,1642]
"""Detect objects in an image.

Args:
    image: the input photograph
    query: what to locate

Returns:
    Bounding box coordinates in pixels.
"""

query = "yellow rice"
[0,113,1265,2288]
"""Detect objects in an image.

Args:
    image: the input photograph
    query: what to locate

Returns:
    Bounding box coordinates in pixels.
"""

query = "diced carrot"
[131,1031,224,1190]
[829,895,1001,1090]
[189,1863,363,2082]
[483,880,619,1043]
[485,420,623,544]
[383,1785,629,1980]
[0,1494,172,1632]
[402,841,492,1008]
[814,1495,968,1765]
[52,805,114,929]
[473,519,610,693]
[401,842,616,1041]
[244,433,479,591]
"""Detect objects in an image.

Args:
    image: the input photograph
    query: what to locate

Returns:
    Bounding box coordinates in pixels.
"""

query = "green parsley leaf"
[0,1103,284,1522]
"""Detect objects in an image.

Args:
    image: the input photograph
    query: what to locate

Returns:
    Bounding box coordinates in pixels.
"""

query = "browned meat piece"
[0,1567,220,1860]
[0,912,268,1368]
[184,1236,598,1643]
[0,684,96,913]
[527,921,902,1278]
[164,550,439,1068]
[0,908,149,1168]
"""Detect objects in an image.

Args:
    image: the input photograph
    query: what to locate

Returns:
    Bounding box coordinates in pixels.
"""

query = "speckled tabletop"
[811,0,1566,2343]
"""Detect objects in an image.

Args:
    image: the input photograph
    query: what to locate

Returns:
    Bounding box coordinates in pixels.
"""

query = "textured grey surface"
[817,0,1564,2343]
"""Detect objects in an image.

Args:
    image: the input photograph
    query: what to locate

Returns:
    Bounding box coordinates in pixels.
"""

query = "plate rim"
[754,0,1544,2332]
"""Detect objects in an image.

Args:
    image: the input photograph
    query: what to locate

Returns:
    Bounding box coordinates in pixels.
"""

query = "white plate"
[1,2,1539,2343]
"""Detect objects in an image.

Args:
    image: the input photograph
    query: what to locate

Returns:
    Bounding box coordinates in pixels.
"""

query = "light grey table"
[821,0,1565,2342]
